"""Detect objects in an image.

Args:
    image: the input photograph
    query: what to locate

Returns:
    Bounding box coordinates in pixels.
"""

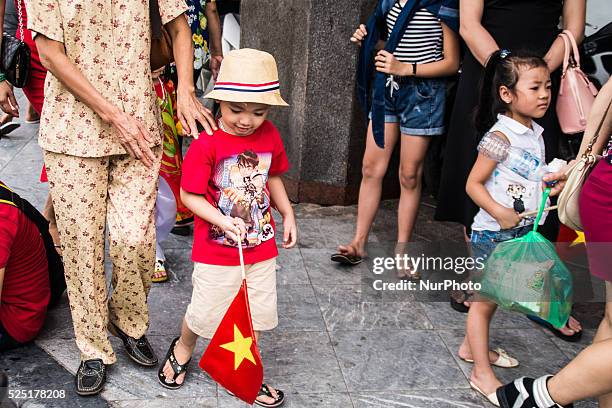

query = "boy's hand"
[282,214,297,249]
[219,216,247,243]
[493,206,521,230]
[350,24,367,46]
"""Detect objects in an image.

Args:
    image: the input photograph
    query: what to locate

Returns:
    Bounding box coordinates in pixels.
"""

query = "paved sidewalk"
[0,95,601,407]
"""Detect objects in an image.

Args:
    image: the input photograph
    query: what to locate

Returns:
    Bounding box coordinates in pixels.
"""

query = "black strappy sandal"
[158,337,192,390]
[255,384,285,408]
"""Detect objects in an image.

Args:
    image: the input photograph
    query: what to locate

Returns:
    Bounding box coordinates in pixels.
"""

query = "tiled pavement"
[0,92,603,407]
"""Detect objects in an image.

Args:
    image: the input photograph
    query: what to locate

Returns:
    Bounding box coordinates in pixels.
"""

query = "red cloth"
[200,280,263,404]
[579,160,612,282]
[0,203,50,343]
[14,1,48,182]
[181,120,289,266]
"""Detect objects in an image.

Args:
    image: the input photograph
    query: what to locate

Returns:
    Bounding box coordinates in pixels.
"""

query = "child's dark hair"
[474,49,548,134]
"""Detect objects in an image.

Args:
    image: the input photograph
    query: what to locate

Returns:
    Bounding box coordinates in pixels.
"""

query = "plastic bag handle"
[532,188,551,232]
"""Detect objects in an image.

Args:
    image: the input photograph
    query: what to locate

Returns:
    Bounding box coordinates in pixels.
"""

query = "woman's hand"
[109,109,157,167]
[350,24,368,46]
[210,54,223,80]
[218,216,247,243]
[176,85,217,139]
[375,50,405,76]
[282,213,297,249]
[543,161,573,196]
[493,206,521,230]
[0,82,18,117]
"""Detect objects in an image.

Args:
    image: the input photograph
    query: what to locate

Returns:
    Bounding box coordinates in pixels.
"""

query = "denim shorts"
[371,76,446,136]
[470,225,532,261]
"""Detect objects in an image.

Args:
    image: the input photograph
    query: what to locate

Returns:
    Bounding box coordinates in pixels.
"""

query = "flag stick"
[519,205,558,219]
[237,235,246,280]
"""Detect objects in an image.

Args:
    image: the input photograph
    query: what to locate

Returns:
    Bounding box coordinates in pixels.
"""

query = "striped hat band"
[213,81,280,93]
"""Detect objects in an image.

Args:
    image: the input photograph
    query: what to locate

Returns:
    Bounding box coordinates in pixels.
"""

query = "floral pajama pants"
[44,149,161,364]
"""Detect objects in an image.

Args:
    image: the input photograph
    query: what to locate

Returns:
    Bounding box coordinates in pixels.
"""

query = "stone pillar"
[241,0,398,205]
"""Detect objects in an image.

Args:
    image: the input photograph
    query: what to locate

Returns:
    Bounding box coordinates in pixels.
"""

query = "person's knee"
[399,166,421,190]
[362,158,386,181]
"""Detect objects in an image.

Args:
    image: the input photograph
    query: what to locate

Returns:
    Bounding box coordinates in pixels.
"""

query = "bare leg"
[461,300,501,394]
[162,319,197,385]
[593,284,612,344]
[547,338,612,406]
[396,134,430,243]
[337,121,400,258]
[25,101,40,123]
[252,331,281,405]
[545,284,612,406]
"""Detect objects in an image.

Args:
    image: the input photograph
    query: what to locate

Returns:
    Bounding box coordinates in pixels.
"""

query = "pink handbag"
[556,30,598,134]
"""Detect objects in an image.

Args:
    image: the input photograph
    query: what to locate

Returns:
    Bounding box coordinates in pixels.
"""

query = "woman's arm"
[205,0,223,79]
[544,0,586,72]
[374,22,460,77]
[35,35,157,166]
[459,0,499,66]
[577,76,612,156]
[165,15,217,138]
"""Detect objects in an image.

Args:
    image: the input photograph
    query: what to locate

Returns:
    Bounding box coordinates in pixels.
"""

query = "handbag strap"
[560,32,571,75]
[17,0,24,42]
[562,30,581,67]
[584,99,612,157]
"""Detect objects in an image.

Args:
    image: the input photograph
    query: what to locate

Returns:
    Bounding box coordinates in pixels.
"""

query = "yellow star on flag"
[570,231,586,247]
[220,325,256,370]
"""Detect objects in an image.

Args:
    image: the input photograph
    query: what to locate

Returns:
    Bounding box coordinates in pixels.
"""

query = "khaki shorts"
[185,257,278,338]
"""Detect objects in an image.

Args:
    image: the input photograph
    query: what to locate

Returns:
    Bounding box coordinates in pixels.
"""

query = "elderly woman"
[25,0,216,395]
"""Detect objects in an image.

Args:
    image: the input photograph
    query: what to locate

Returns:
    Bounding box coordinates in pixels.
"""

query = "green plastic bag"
[478,188,573,328]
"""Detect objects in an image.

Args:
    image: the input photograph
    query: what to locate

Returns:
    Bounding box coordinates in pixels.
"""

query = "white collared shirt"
[472,114,549,232]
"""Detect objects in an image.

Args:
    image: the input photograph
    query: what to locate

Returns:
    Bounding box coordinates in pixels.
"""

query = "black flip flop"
[158,337,192,390]
[0,122,20,136]
[227,383,285,407]
[526,315,583,342]
[450,296,470,313]
[449,290,473,313]
[255,384,285,408]
[330,253,363,265]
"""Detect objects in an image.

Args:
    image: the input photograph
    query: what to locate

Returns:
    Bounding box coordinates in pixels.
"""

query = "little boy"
[158,49,296,408]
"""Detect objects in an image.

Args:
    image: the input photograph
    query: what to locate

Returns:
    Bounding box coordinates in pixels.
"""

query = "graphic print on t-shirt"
[210,150,274,247]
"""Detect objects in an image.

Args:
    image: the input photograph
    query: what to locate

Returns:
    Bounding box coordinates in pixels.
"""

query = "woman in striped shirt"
[333,0,460,274]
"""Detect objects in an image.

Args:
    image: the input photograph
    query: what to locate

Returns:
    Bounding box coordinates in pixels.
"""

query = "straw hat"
[204,48,288,106]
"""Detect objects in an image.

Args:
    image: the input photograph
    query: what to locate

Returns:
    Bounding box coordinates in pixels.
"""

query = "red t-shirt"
[0,203,50,343]
[181,120,290,266]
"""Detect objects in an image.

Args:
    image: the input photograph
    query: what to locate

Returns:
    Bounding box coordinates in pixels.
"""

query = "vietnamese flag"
[199,280,263,404]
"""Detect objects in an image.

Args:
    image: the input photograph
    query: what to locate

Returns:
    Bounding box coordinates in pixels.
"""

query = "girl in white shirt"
[457,49,552,405]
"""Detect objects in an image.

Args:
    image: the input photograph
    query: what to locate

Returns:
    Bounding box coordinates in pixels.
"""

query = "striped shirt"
[386,2,444,64]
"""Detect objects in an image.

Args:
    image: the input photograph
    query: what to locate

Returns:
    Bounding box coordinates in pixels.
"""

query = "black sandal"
[450,290,473,313]
[330,253,363,265]
[158,337,192,390]
[255,384,285,408]
[526,315,583,342]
